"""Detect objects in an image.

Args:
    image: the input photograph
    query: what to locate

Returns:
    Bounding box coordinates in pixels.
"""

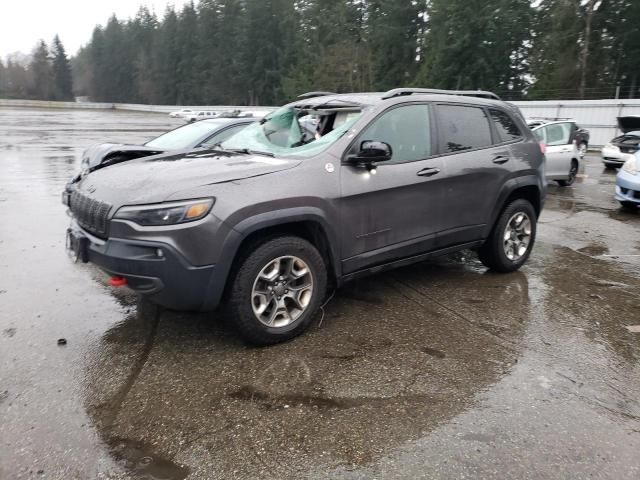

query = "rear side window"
[437,105,492,153]
[355,104,431,163]
[489,109,521,142]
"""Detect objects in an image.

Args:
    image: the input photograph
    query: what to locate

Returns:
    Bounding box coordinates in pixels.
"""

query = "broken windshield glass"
[221,105,363,158]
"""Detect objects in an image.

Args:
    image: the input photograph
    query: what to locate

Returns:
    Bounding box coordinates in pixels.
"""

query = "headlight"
[114,198,214,226]
[622,156,638,175]
[603,143,620,152]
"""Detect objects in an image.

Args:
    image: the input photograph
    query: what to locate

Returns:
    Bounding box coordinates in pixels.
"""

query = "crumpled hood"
[76,149,300,205]
[82,142,165,172]
[617,116,640,134]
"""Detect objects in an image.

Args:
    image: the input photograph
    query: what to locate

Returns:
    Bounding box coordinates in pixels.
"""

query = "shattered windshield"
[220,105,362,158]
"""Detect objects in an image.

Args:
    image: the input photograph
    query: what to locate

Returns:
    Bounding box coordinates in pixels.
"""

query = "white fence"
[3,97,640,147]
[512,99,640,147]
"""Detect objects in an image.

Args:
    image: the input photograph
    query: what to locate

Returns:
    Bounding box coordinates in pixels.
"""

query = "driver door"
[339,103,447,274]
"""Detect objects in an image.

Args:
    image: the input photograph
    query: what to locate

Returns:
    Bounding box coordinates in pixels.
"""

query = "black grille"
[70,190,112,238]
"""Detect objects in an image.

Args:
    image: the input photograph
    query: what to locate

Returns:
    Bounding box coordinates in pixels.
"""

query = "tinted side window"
[489,109,521,143]
[437,105,492,153]
[355,104,431,163]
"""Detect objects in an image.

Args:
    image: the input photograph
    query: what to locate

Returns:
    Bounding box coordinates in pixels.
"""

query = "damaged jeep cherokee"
[65,89,545,345]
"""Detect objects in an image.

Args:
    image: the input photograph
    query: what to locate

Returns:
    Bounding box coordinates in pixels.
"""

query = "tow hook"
[108,276,127,287]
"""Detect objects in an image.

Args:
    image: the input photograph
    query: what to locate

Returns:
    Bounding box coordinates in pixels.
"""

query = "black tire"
[227,236,327,346]
[556,159,578,187]
[478,199,537,273]
[603,163,617,170]
[619,201,638,211]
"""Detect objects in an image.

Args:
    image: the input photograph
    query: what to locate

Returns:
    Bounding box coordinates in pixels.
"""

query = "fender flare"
[202,207,341,310]
[483,175,544,237]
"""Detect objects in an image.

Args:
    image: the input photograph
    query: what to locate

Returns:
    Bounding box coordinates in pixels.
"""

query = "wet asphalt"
[1,107,639,480]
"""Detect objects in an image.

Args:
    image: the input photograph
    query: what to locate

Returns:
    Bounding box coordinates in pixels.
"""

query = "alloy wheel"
[503,212,532,261]
[251,256,314,328]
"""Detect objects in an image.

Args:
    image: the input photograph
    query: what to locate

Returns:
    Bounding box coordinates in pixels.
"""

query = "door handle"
[492,155,510,164]
[417,167,441,177]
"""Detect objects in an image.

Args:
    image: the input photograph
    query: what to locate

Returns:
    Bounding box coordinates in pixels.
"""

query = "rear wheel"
[478,199,537,273]
[556,159,578,186]
[227,236,327,345]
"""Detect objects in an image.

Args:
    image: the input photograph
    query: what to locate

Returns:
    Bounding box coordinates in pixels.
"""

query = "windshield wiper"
[227,147,275,157]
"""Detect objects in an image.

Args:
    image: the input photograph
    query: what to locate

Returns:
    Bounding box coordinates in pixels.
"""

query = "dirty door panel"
[339,104,447,273]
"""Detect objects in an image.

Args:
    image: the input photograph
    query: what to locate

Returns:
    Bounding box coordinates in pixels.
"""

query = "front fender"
[201,207,340,310]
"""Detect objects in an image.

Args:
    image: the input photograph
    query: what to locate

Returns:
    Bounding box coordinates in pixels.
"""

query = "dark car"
[80,117,256,174]
[62,117,256,206]
[601,116,640,169]
[65,88,546,345]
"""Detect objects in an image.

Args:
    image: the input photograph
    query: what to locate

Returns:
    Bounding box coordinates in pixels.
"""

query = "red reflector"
[539,142,546,154]
[108,276,127,287]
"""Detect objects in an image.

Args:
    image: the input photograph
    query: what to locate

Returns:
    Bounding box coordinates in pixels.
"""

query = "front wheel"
[227,236,327,345]
[478,199,537,273]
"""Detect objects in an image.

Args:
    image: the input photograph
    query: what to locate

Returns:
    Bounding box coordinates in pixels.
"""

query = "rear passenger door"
[434,104,520,247]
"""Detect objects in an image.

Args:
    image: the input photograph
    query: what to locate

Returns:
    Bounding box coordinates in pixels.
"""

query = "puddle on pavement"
[108,437,189,480]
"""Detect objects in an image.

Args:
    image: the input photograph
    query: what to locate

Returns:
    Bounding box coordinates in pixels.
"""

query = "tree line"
[1,0,639,105]
[0,36,73,101]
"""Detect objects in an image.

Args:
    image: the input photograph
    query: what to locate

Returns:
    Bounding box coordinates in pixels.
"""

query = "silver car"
[532,120,580,186]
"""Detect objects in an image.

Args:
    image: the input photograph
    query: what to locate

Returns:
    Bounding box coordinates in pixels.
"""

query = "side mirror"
[347,140,392,167]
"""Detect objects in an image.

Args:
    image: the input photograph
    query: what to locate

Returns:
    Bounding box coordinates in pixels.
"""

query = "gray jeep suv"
[65,89,545,345]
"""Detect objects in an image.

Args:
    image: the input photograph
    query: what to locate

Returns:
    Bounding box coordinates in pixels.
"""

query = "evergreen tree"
[368,0,421,91]
[51,35,74,100]
[175,2,200,104]
[416,0,532,96]
[151,6,180,104]
[28,40,53,100]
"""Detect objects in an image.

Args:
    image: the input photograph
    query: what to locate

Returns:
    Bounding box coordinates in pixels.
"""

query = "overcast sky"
[0,0,193,59]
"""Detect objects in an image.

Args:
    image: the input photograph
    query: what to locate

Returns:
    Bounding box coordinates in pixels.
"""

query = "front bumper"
[601,147,632,166]
[615,169,640,205]
[68,224,223,311]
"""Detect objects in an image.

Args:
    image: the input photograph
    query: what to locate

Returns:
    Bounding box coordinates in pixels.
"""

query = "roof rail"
[298,91,337,99]
[381,88,501,101]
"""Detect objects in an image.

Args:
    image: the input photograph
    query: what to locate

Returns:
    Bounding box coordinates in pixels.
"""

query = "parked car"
[64,88,545,345]
[527,118,590,159]
[602,116,640,169]
[183,110,218,122]
[183,109,257,123]
[62,117,256,205]
[531,120,580,186]
[615,152,640,210]
[169,108,193,119]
